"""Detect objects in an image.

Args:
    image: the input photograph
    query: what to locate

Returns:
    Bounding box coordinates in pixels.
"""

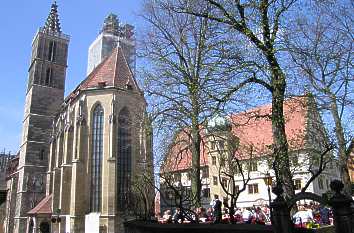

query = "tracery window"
[117,107,132,209]
[90,104,104,212]
[48,41,56,61]
[45,68,52,86]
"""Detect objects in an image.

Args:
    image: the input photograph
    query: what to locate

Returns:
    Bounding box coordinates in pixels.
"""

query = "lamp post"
[263,172,273,222]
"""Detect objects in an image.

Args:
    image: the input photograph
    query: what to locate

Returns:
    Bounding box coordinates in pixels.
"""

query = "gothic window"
[90,104,104,212]
[48,41,56,62]
[39,149,45,160]
[117,107,132,209]
[45,68,52,86]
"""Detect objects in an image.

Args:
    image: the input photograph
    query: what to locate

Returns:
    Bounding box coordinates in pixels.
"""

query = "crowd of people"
[292,203,333,229]
[159,195,271,225]
[158,195,334,229]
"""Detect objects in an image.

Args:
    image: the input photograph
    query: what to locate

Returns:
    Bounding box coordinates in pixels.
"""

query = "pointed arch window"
[117,107,132,209]
[48,41,56,62]
[90,104,104,212]
[39,149,45,161]
[45,68,52,86]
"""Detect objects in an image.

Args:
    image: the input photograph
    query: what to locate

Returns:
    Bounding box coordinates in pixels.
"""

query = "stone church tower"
[87,13,136,75]
[9,2,70,233]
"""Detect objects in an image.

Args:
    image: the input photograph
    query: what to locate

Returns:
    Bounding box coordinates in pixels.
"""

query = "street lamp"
[263,172,273,221]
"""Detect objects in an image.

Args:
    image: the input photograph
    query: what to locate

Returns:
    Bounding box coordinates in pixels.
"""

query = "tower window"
[45,68,52,86]
[48,41,56,61]
[39,149,45,160]
[90,104,104,212]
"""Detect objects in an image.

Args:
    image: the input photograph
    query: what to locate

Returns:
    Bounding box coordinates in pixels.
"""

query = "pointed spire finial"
[43,1,61,33]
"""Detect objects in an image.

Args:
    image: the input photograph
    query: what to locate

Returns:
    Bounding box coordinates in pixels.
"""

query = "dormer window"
[98,81,106,88]
[126,84,133,90]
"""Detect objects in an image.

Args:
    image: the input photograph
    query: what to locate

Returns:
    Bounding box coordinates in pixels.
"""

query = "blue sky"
[0,0,143,153]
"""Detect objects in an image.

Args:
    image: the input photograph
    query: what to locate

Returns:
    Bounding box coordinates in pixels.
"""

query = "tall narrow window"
[117,107,132,209]
[39,149,45,160]
[45,68,52,86]
[48,41,56,61]
[90,104,104,212]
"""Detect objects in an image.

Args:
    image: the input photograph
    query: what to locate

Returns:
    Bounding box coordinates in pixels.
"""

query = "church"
[4,2,154,233]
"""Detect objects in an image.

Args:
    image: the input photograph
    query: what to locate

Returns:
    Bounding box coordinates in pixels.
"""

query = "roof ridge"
[230,96,308,117]
[113,47,120,86]
[72,49,117,92]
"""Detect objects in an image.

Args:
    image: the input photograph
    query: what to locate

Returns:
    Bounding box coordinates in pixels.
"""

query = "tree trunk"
[191,92,201,207]
[269,64,294,199]
[329,95,352,196]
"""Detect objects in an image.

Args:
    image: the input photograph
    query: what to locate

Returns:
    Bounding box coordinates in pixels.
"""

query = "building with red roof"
[159,95,340,211]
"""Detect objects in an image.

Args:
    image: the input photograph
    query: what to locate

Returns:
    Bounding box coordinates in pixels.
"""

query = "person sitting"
[242,207,253,224]
[292,205,313,228]
[222,207,230,223]
[206,207,213,222]
[172,208,184,224]
[162,210,173,223]
[254,207,266,225]
[319,205,330,225]
[198,207,208,222]
[234,208,243,223]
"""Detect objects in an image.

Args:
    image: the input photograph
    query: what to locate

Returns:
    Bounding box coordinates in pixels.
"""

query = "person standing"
[210,195,222,223]
[242,207,253,224]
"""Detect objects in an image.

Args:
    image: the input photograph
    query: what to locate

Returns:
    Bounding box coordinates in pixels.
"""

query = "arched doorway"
[39,221,50,233]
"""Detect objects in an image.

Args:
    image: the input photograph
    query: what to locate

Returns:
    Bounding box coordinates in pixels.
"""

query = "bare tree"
[140,0,232,206]
[284,0,354,195]
[174,0,304,198]
[215,130,252,222]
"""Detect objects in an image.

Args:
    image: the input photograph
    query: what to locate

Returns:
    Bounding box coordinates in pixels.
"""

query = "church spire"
[43,1,61,33]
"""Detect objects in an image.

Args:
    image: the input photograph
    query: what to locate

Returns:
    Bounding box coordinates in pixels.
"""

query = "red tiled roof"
[162,96,309,172]
[231,96,307,157]
[28,194,52,215]
[66,47,140,103]
[161,128,209,172]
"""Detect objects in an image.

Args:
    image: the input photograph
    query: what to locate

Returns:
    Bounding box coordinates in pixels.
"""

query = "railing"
[38,27,70,40]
